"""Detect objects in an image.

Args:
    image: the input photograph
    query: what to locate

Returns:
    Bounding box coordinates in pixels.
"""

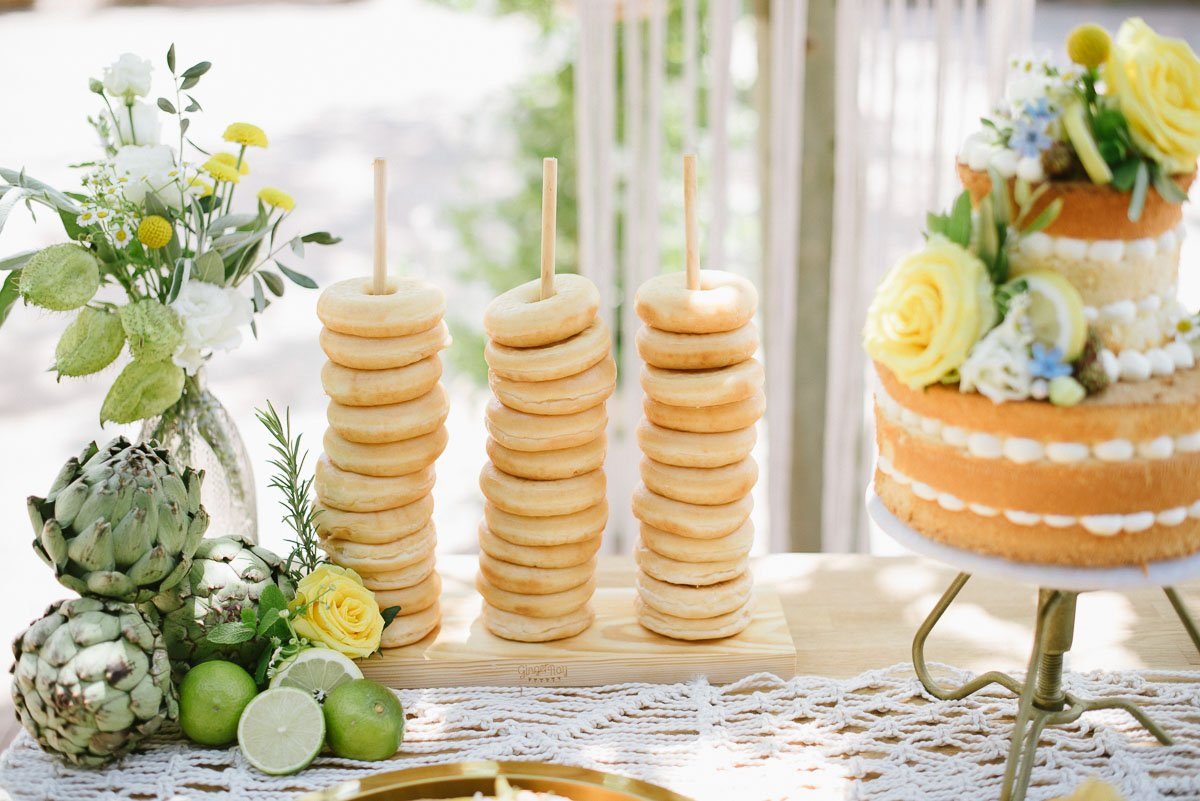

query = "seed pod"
[100,360,185,425]
[18,244,101,311]
[55,308,126,378]
[119,300,182,362]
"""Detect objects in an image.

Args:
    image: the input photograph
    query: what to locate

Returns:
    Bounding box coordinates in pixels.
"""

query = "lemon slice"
[269,647,363,702]
[237,687,325,775]
[1009,270,1089,360]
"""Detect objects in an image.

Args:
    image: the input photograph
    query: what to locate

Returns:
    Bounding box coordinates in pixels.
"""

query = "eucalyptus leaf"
[252,274,267,312]
[180,76,199,91]
[167,259,187,302]
[0,271,20,328]
[185,96,201,113]
[289,237,305,259]
[180,118,190,137]
[167,44,176,74]
[0,249,36,272]
[258,269,285,296]
[181,61,211,79]
[300,231,342,245]
[157,98,176,115]
[277,262,318,289]
[209,212,258,233]
[193,250,225,284]
[0,168,78,213]
[0,187,27,236]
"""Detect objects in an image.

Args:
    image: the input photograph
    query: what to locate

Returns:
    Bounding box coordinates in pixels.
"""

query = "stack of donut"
[632,269,764,640]
[315,276,450,648]
[478,273,615,642]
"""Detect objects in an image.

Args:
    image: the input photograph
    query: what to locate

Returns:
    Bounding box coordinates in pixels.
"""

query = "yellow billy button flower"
[137,215,173,249]
[210,152,250,176]
[258,187,295,212]
[186,177,214,198]
[203,157,241,184]
[289,564,384,659]
[223,122,268,149]
[1066,23,1111,69]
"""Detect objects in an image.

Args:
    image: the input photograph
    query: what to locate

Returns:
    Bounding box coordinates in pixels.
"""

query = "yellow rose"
[290,564,383,659]
[1105,18,1200,174]
[863,236,996,390]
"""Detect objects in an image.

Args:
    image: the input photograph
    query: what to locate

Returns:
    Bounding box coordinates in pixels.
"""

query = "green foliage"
[255,402,324,581]
[925,191,973,248]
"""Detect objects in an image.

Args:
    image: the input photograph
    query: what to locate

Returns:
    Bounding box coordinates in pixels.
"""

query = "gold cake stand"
[868,488,1200,801]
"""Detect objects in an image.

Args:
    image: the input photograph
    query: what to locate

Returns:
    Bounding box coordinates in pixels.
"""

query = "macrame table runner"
[2,664,1199,801]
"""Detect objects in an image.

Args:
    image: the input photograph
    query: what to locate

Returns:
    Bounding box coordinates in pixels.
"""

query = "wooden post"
[372,158,387,295]
[683,154,700,290]
[540,157,558,300]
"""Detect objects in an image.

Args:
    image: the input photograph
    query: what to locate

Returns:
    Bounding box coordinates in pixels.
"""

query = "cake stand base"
[868,487,1200,801]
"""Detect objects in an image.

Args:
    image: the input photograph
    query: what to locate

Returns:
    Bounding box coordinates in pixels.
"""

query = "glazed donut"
[636,571,753,619]
[482,601,594,643]
[485,319,610,382]
[639,456,757,506]
[484,273,600,347]
[632,485,752,539]
[477,523,602,569]
[357,551,437,591]
[489,356,616,416]
[476,572,596,619]
[317,276,445,338]
[643,390,765,434]
[323,426,447,478]
[321,521,437,573]
[640,359,763,409]
[315,456,435,513]
[478,552,596,595]
[486,434,607,481]
[640,519,754,563]
[636,322,758,370]
[484,500,608,547]
[635,544,748,586]
[320,321,450,370]
[380,601,440,648]
[636,596,752,641]
[315,494,434,545]
[636,420,756,468]
[634,270,757,334]
[480,463,606,517]
[372,571,441,615]
[327,384,449,444]
[485,399,607,452]
[321,356,442,407]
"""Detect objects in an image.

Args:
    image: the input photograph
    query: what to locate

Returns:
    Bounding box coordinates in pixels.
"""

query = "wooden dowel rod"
[683,153,700,290]
[373,158,387,295]
[540,157,558,300]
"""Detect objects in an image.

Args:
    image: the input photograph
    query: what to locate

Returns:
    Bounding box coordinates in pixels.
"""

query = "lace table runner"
[2,664,1199,801]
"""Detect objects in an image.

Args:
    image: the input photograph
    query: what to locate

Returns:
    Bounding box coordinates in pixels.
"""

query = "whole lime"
[179,661,259,746]
[322,679,404,761]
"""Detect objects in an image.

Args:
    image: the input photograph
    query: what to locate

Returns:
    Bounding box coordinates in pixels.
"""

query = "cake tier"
[873,364,1200,566]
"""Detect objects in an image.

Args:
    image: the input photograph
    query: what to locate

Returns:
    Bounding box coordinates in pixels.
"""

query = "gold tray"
[299,760,692,801]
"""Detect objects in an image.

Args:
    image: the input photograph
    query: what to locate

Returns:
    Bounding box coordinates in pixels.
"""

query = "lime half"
[270,647,364,702]
[1010,270,1089,361]
[237,687,325,775]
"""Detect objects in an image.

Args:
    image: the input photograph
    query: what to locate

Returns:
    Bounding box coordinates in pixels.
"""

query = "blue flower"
[1024,97,1056,123]
[1030,343,1072,379]
[1008,117,1053,159]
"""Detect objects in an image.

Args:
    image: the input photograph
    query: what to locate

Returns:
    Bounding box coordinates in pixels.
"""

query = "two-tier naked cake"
[866,19,1200,566]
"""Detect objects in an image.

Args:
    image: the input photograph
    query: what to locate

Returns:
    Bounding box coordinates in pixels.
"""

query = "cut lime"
[1009,270,1089,360]
[269,647,364,702]
[237,687,325,775]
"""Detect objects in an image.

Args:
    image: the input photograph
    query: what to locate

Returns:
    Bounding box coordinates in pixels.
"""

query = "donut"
[315,456,435,513]
[357,551,437,591]
[483,273,600,348]
[636,322,758,370]
[640,519,754,563]
[636,596,752,641]
[316,494,434,544]
[634,270,757,334]
[639,456,757,506]
[485,319,611,382]
[475,572,596,619]
[636,571,753,619]
[478,552,596,595]
[631,485,752,539]
[479,463,606,517]
[321,357,442,407]
[639,359,763,409]
[327,384,449,444]
[478,523,602,568]
[643,390,765,434]
[317,276,445,338]
[489,356,615,416]
[635,544,748,586]
[486,434,606,481]
[484,500,608,547]
[380,601,441,648]
[323,426,448,478]
[320,321,450,370]
[321,521,437,573]
[637,420,756,468]
[485,399,607,452]
[482,601,594,642]
[372,571,441,615]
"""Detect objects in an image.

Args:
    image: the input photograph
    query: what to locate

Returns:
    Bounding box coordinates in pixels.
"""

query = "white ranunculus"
[170,280,254,375]
[103,53,153,99]
[109,100,161,147]
[959,295,1035,404]
[112,144,178,204]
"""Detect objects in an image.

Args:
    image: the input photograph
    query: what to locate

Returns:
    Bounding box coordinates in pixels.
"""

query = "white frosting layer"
[1101,339,1195,383]
[1012,225,1185,265]
[878,454,1200,537]
[875,387,1200,465]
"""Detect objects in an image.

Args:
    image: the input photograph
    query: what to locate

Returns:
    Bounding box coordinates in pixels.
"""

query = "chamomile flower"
[110,222,135,249]
[76,209,98,227]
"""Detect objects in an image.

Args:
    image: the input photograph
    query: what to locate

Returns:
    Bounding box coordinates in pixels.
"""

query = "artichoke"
[29,437,209,603]
[11,597,176,767]
[147,535,295,678]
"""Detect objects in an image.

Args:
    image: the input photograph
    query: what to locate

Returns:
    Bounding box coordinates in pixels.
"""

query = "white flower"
[112,144,177,204]
[111,222,135,249]
[170,280,254,375]
[103,53,152,100]
[959,294,1035,404]
[108,100,161,146]
[76,209,97,227]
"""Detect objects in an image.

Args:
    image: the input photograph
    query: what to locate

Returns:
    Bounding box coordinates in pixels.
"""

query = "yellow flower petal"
[223,122,268,148]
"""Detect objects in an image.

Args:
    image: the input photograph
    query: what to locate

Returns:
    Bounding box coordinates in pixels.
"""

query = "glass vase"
[138,369,258,543]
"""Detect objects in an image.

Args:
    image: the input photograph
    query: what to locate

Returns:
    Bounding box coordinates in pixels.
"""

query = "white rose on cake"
[109,101,162,147]
[170,280,254,375]
[959,295,1036,403]
[112,145,178,204]
[103,53,153,100]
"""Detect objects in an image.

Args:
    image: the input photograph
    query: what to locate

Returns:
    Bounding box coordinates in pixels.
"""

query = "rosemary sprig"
[255,401,324,581]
